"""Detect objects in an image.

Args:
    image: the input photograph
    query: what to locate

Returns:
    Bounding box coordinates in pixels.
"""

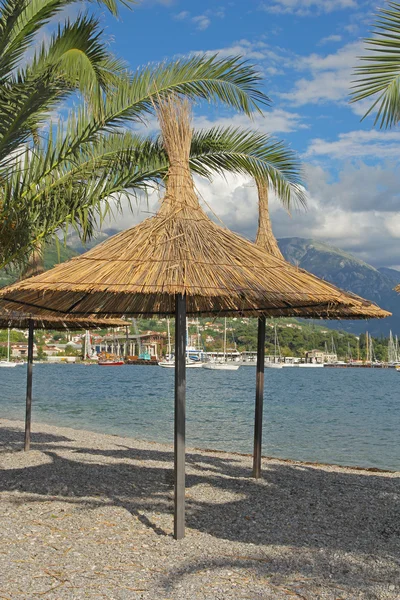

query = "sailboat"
[0,328,17,367]
[159,318,204,368]
[265,324,283,368]
[202,318,240,370]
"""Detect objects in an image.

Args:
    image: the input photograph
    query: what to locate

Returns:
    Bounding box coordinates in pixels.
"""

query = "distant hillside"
[0,242,77,288]
[278,237,400,336]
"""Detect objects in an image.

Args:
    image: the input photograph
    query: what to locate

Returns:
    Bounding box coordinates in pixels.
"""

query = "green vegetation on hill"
[136,317,389,361]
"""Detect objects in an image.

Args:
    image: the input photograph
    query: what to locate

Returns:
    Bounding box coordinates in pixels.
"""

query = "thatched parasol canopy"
[0,99,390,320]
[254,178,390,320]
[0,310,127,331]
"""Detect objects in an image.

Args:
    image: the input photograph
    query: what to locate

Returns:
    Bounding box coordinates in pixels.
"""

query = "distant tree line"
[136,318,391,361]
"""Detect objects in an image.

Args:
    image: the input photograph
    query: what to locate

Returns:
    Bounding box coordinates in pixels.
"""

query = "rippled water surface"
[0,364,399,470]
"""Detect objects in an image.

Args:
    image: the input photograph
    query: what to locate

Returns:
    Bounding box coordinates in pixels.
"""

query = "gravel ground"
[0,418,399,600]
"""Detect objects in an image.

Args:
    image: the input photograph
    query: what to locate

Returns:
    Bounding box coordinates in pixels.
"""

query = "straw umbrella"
[251,179,391,478]
[0,310,127,451]
[0,97,390,538]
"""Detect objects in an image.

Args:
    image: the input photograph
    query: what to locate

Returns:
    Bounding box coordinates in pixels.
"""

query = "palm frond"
[29,14,128,110]
[0,0,133,81]
[96,54,270,129]
[351,1,400,128]
[189,126,305,209]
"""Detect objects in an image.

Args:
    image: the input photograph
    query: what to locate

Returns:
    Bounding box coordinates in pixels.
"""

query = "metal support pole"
[174,294,186,540]
[24,321,34,451]
[253,316,266,478]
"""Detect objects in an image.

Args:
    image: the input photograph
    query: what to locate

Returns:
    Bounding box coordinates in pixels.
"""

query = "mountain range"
[278,237,400,336]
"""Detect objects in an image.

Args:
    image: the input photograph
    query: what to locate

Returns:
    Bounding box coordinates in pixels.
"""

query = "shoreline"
[1,416,399,475]
[1,418,399,598]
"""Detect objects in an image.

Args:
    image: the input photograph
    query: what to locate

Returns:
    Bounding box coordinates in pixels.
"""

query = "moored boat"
[202,361,240,371]
[265,324,283,368]
[97,352,124,366]
[202,318,240,371]
[159,358,203,368]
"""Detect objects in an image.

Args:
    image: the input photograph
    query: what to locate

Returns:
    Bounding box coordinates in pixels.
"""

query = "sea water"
[0,364,398,471]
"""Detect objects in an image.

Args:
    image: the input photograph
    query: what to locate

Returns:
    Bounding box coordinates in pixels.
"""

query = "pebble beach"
[0,418,399,599]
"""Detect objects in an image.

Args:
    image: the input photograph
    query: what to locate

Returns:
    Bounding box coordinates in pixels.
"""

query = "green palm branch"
[0,0,277,270]
[351,1,400,128]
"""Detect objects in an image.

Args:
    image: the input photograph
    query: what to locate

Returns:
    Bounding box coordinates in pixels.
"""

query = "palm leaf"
[351,1,400,128]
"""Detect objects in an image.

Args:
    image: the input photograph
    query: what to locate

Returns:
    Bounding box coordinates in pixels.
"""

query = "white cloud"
[281,41,363,106]
[305,130,400,160]
[203,38,288,65]
[193,108,307,134]
[259,0,357,16]
[174,11,189,20]
[173,8,225,31]
[318,34,342,46]
[192,15,211,31]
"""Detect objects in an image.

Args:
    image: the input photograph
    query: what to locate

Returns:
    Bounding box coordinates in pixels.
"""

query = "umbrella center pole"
[24,321,34,451]
[174,294,186,539]
[253,316,266,478]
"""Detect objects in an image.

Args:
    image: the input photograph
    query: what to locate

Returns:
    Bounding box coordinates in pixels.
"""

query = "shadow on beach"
[0,425,72,452]
[1,424,399,595]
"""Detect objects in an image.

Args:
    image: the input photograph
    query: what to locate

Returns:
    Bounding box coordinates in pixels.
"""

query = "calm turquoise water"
[0,364,399,470]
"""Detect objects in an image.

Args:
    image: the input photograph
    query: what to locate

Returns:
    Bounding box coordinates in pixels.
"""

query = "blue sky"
[83,1,400,268]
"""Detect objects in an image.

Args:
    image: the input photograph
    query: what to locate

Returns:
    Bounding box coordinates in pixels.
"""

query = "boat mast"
[365,331,369,363]
[347,341,352,362]
[167,318,172,357]
[370,334,375,365]
[223,317,227,362]
[196,319,200,350]
[7,328,10,362]
[331,336,337,356]
[276,325,281,362]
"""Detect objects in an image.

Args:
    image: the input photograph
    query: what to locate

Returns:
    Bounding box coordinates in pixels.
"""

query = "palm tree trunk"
[255,179,284,260]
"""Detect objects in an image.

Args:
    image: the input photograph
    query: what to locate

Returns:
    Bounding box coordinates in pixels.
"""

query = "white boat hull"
[0,361,17,368]
[297,363,324,368]
[159,361,204,368]
[265,362,283,369]
[202,362,240,371]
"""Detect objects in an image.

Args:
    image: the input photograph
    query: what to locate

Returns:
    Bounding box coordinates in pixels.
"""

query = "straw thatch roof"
[254,179,390,320]
[0,310,127,331]
[255,179,284,261]
[0,98,391,320]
